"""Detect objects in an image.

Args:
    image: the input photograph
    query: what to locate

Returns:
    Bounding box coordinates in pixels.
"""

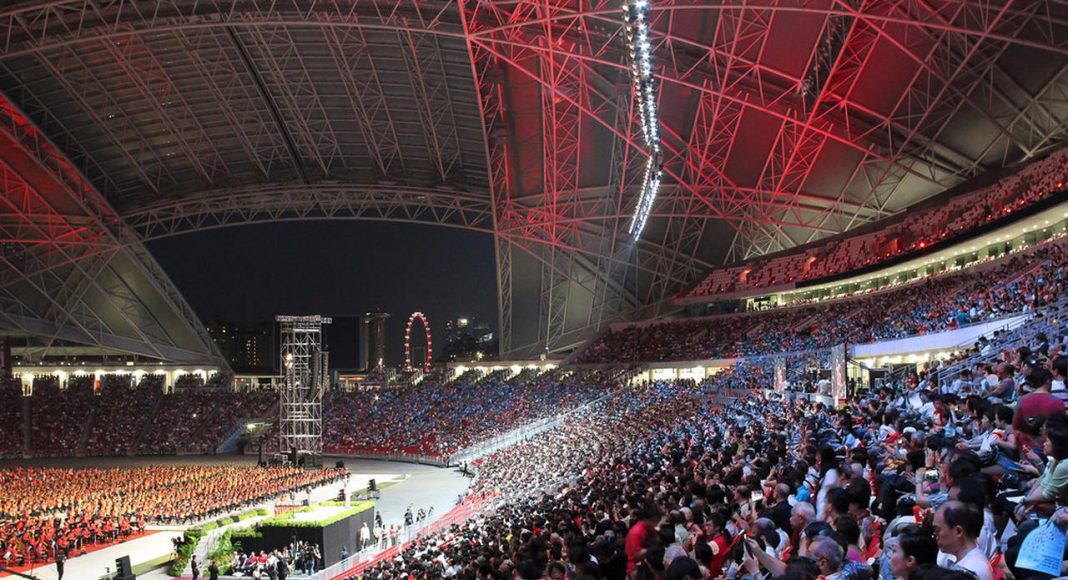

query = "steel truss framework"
[0,1,1066,358]
[0,90,224,365]
[277,315,331,461]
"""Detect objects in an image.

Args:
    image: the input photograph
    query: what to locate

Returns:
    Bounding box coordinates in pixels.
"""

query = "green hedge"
[237,510,261,521]
[169,532,200,576]
[230,527,263,540]
[259,501,374,528]
[165,507,267,575]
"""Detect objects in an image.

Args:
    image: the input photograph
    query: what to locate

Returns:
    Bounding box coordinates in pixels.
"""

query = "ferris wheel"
[404,312,433,372]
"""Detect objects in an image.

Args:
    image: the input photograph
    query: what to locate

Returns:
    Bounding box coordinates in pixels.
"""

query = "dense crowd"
[0,465,347,567]
[318,370,613,458]
[684,147,1068,298]
[356,331,1068,580]
[224,541,321,578]
[9,367,621,462]
[28,376,93,456]
[578,237,1068,363]
[84,376,162,456]
[12,376,277,458]
[0,379,23,458]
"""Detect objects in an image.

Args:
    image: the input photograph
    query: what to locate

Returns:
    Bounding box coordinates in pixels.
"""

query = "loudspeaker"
[114,555,135,579]
[336,460,345,469]
[368,478,377,492]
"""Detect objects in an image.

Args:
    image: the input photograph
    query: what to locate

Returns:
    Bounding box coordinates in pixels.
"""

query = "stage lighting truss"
[623,0,663,239]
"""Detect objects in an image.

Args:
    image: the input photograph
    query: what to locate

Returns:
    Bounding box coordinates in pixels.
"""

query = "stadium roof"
[0,0,1067,359]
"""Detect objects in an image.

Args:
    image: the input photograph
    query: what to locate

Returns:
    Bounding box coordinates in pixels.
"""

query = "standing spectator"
[191,555,200,580]
[277,554,289,580]
[359,522,371,550]
[626,505,661,574]
[54,549,65,580]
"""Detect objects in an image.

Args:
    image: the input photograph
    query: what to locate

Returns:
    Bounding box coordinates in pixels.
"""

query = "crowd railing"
[314,494,496,580]
[936,293,1068,385]
[319,451,449,467]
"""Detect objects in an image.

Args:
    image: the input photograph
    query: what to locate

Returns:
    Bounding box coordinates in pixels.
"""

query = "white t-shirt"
[951,546,993,580]
[1051,379,1068,404]
[815,468,839,521]
[978,510,997,558]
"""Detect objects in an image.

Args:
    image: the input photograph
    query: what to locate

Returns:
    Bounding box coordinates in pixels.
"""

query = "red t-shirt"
[625,522,652,573]
[1013,392,1065,432]
[708,534,731,578]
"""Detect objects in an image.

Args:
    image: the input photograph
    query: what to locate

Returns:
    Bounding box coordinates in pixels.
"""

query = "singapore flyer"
[404,311,433,372]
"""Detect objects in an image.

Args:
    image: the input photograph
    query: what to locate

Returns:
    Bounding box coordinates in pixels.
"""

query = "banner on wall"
[830,343,848,406]
[0,337,10,380]
[773,358,786,391]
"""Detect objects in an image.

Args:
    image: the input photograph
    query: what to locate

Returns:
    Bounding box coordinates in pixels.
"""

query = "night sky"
[148,222,497,368]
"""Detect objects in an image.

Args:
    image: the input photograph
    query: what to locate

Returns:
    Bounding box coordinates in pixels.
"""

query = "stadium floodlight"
[623,0,662,239]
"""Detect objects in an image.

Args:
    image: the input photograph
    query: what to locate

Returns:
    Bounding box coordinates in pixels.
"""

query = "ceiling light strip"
[623,0,663,239]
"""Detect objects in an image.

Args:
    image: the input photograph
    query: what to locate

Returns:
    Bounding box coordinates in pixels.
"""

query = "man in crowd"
[934,501,992,580]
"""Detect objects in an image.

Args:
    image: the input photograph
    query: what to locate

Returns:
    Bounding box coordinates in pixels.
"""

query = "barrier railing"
[319,451,449,467]
[315,494,495,580]
[936,295,1068,385]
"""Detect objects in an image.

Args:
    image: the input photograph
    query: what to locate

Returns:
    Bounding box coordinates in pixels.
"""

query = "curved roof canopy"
[0,0,1067,358]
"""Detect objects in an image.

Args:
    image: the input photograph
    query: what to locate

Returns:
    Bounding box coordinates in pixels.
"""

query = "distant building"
[207,320,273,371]
[440,316,497,361]
[359,311,390,371]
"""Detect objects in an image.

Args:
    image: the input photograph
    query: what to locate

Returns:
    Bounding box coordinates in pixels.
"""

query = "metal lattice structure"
[0,1,1067,360]
[277,315,331,462]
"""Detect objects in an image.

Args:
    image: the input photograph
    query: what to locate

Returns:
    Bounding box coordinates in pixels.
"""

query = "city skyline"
[151,221,497,368]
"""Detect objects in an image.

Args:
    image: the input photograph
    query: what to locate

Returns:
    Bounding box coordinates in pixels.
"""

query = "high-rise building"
[359,311,390,371]
[440,316,497,361]
[207,320,273,371]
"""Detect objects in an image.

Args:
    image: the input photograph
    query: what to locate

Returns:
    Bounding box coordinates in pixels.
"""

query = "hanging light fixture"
[622,0,662,238]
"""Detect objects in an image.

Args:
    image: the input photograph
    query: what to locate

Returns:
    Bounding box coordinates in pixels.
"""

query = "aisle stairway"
[75,403,99,456]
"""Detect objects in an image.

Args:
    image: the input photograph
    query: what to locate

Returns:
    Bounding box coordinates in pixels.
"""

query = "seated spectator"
[934,501,991,580]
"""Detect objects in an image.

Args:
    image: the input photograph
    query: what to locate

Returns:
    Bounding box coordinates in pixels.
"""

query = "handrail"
[936,294,1068,384]
[313,495,495,580]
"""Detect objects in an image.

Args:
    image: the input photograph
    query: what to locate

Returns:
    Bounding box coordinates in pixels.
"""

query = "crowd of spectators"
[225,541,321,578]
[684,147,1068,299]
[83,376,162,456]
[137,388,273,455]
[6,374,277,458]
[27,375,93,456]
[0,379,23,458]
[319,370,613,458]
[355,330,1068,580]
[578,236,1068,363]
[0,465,347,568]
[193,389,276,453]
